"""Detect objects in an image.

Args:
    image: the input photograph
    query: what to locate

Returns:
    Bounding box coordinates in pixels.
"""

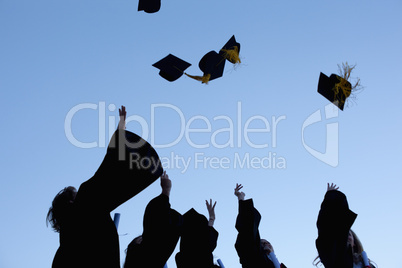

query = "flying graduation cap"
[153,35,241,84]
[152,54,192,82]
[219,35,241,64]
[317,73,351,110]
[138,0,161,13]
[184,51,226,84]
[317,62,362,110]
[184,35,241,84]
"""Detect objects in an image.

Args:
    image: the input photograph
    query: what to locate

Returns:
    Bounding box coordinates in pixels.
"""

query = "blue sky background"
[1,0,401,267]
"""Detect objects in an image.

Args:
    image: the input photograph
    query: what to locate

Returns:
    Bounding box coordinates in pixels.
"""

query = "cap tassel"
[333,77,352,106]
[220,46,241,64]
[333,62,361,107]
[184,73,211,84]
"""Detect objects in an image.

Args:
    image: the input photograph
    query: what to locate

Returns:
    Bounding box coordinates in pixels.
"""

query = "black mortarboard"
[317,72,352,110]
[185,51,225,84]
[152,54,192,82]
[138,0,161,13]
[175,208,218,268]
[219,35,241,64]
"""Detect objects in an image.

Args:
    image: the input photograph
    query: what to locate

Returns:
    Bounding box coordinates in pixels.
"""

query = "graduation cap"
[318,63,362,110]
[152,54,192,82]
[219,35,241,64]
[182,208,208,227]
[185,51,226,84]
[138,0,161,13]
[175,208,218,268]
[317,72,352,110]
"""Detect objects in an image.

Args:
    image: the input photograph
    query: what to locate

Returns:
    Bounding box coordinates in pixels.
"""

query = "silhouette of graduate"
[175,199,220,268]
[124,171,183,268]
[47,105,163,268]
[234,184,286,268]
[315,183,376,268]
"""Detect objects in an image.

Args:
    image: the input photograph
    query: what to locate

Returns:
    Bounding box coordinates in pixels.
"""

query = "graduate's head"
[46,186,77,233]
[348,229,363,254]
[133,235,143,245]
[261,239,274,254]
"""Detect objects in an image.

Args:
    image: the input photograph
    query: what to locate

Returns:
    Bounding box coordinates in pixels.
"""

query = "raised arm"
[76,104,163,213]
[235,183,245,201]
[316,183,357,268]
[206,199,217,227]
[234,184,275,268]
[161,171,171,197]
[234,183,256,232]
[118,105,126,130]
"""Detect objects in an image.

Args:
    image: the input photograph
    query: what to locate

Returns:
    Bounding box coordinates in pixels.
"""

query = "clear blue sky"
[1,0,401,267]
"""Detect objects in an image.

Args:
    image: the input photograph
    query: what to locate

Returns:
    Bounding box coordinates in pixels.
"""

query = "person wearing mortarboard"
[47,106,163,268]
[124,171,183,268]
[315,183,376,268]
[234,184,286,268]
[175,199,220,268]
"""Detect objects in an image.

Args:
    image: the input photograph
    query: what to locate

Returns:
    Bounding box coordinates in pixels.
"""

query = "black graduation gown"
[175,208,219,268]
[315,190,357,268]
[234,199,276,268]
[52,129,163,268]
[124,193,183,268]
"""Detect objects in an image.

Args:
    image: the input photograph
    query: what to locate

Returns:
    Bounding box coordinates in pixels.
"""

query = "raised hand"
[327,183,339,192]
[205,199,217,226]
[118,105,126,130]
[234,183,245,201]
[161,171,171,197]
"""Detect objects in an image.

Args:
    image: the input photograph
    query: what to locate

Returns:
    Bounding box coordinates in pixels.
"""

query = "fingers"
[235,183,243,192]
[327,183,339,191]
[205,199,217,209]
[119,105,126,117]
[119,106,123,114]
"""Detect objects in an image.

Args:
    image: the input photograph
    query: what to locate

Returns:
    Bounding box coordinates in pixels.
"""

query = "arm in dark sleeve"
[75,129,163,212]
[316,190,357,268]
[126,194,182,268]
[142,193,182,250]
[235,199,274,268]
[208,226,219,252]
[142,194,171,233]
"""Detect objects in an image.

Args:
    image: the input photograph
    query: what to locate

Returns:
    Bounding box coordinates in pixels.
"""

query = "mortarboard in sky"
[153,35,241,84]
[317,72,351,110]
[152,54,192,82]
[138,0,161,13]
[219,35,241,64]
[317,63,362,110]
[185,51,226,84]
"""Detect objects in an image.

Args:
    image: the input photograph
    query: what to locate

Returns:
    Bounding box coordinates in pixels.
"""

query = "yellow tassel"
[202,74,211,84]
[333,62,361,106]
[184,73,211,84]
[220,46,241,64]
